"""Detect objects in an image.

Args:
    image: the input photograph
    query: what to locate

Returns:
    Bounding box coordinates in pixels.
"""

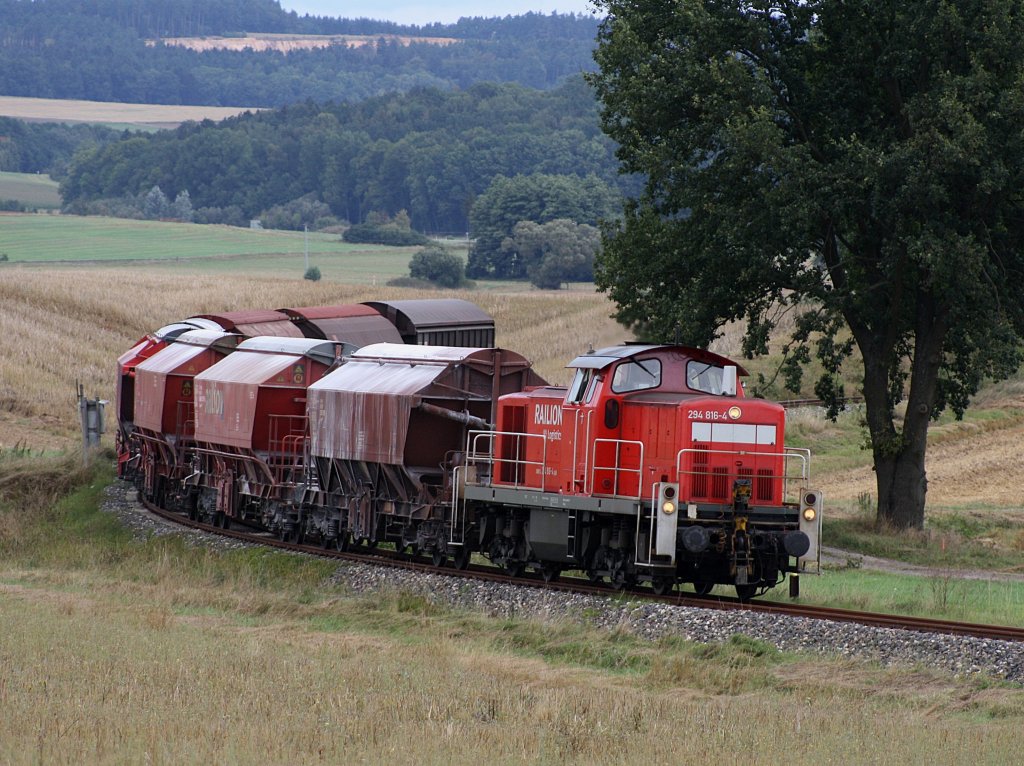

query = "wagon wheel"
[586,569,604,585]
[503,560,526,578]
[650,576,675,596]
[539,563,561,584]
[610,569,635,591]
[452,547,472,570]
[692,581,715,596]
[431,550,447,568]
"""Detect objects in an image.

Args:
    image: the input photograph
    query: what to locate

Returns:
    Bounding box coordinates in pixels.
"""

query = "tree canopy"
[501,219,601,289]
[589,0,1024,529]
[60,80,629,234]
[467,172,619,279]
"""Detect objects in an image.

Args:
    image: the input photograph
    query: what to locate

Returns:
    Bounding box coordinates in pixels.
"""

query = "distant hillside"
[60,78,632,234]
[0,0,601,107]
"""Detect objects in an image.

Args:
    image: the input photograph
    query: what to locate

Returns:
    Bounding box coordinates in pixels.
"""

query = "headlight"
[802,507,817,522]
[662,501,676,515]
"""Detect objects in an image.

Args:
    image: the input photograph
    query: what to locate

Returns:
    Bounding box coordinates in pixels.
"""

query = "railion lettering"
[534,403,563,426]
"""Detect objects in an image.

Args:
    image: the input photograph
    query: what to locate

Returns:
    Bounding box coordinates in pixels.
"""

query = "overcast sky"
[279,1,599,26]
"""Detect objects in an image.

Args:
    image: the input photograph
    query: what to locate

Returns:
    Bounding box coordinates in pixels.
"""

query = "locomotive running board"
[462,485,641,516]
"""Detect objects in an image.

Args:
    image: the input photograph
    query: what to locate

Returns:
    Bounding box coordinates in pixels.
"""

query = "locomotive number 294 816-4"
[687,409,729,421]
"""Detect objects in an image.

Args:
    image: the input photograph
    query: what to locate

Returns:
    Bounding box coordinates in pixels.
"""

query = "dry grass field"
[0,95,261,128]
[0,267,627,449]
[2,565,1021,764]
[4,260,1024,515]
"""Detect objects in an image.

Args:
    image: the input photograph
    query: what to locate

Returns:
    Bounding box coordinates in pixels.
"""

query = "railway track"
[141,497,1024,644]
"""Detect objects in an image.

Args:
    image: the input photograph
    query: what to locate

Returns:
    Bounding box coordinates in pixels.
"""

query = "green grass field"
[0,213,444,282]
[0,172,61,209]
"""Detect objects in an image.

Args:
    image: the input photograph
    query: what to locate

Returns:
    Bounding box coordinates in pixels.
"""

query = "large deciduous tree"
[589,0,1024,529]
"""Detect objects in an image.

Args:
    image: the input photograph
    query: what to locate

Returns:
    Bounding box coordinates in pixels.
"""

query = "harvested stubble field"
[0,267,626,448]
[0,95,260,128]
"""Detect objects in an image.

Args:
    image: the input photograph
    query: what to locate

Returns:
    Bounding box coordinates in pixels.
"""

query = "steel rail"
[139,496,1024,644]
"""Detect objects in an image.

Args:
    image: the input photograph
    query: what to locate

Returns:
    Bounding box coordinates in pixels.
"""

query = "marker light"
[662,501,677,515]
[802,507,817,522]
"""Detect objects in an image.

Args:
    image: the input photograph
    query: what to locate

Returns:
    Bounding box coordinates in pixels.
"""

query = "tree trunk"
[855,293,947,531]
[873,437,928,530]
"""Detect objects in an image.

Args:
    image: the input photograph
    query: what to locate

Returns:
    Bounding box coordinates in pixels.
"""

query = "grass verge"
[3,453,1024,762]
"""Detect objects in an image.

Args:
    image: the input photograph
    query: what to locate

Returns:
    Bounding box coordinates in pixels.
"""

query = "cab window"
[611,359,661,393]
[687,361,726,394]
[567,369,594,403]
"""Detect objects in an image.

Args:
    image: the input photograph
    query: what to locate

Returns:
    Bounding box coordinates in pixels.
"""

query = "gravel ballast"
[103,482,1024,684]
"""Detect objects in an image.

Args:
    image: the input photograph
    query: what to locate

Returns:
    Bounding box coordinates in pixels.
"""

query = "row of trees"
[0,2,600,107]
[60,79,632,235]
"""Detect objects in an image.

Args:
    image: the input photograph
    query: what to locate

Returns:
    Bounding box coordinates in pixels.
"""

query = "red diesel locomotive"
[460,344,821,598]
[120,303,820,599]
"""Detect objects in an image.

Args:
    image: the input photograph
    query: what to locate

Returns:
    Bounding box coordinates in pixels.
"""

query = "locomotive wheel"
[735,584,758,601]
[650,576,675,596]
[692,581,715,596]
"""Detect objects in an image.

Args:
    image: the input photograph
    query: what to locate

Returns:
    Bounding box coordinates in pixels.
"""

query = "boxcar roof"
[353,342,488,363]
[311,360,446,396]
[364,299,493,329]
[138,335,235,376]
[236,337,339,366]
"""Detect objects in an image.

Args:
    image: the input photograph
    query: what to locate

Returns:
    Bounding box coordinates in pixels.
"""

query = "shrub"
[342,210,430,246]
[408,245,465,288]
[343,223,430,246]
[259,194,333,231]
[303,266,322,282]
